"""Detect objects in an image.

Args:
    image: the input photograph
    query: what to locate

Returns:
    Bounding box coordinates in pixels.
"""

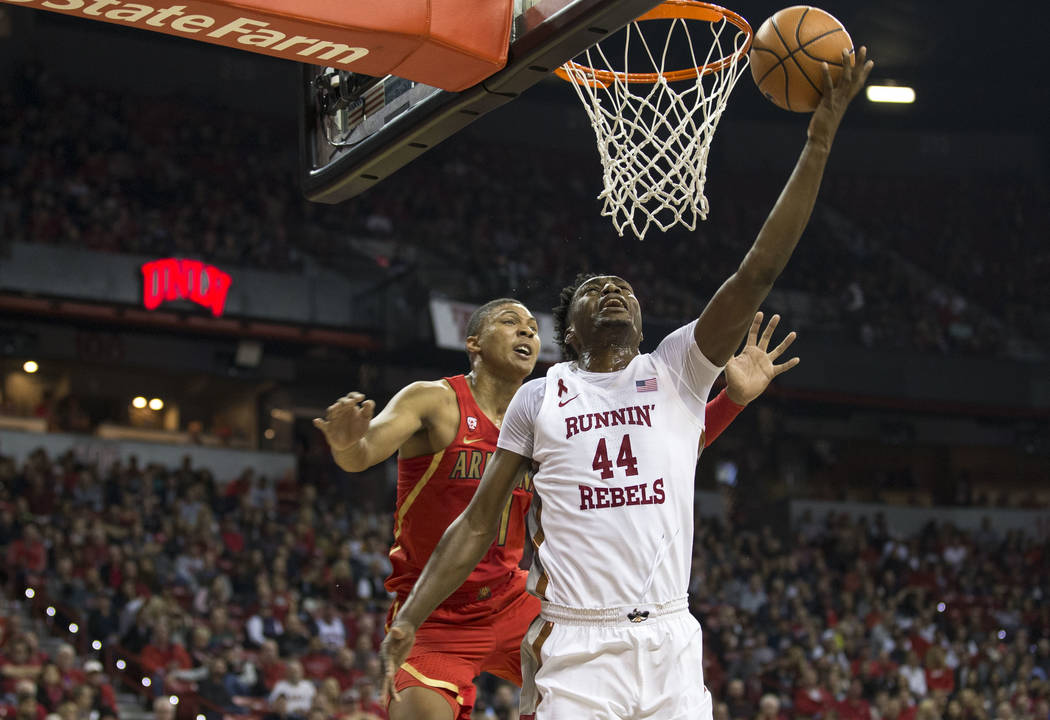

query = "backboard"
[300,0,664,203]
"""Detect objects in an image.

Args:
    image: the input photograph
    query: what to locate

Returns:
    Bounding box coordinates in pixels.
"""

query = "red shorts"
[386,571,541,720]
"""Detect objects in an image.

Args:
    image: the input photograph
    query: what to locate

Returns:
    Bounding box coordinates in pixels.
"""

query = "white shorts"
[519,598,713,720]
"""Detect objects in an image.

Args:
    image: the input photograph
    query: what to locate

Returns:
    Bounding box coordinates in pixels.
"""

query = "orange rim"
[555,0,752,86]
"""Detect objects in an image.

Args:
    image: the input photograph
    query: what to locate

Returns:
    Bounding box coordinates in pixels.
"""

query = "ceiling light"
[866,85,915,104]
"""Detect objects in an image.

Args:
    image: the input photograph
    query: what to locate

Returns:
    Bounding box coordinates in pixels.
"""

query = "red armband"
[703,389,746,448]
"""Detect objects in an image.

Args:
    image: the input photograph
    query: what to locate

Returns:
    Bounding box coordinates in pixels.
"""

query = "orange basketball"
[749,6,853,112]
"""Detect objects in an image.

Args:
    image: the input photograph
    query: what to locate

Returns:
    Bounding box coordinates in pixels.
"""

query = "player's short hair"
[465,298,522,365]
[552,272,607,362]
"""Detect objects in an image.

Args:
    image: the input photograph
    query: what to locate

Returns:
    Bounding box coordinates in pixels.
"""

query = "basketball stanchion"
[556,0,752,240]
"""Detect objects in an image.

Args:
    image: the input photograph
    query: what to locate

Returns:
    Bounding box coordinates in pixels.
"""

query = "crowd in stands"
[2,64,1046,358]
[0,448,395,720]
[821,175,1050,348]
[694,510,1049,720]
[0,444,1047,720]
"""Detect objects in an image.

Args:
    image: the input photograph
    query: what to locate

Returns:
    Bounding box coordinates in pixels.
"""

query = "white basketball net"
[559,7,751,240]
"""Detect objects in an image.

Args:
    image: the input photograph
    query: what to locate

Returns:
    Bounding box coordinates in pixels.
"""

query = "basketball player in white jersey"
[380,47,873,719]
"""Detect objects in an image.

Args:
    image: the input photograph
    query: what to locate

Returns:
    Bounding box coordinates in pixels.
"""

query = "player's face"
[475,303,540,375]
[569,275,643,347]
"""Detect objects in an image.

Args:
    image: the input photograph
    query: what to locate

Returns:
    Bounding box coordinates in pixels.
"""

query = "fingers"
[821,61,833,94]
[767,330,797,360]
[325,392,369,416]
[851,46,874,97]
[773,356,801,376]
[758,314,781,351]
[312,418,327,432]
[853,45,866,69]
[379,648,398,704]
[388,667,401,703]
[746,312,763,347]
[380,660,398,705]
[380,626,408,704]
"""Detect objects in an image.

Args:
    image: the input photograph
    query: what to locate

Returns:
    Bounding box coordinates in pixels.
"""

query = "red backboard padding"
[1,0,514,91]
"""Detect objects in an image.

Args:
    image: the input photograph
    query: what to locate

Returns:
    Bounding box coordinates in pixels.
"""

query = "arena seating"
[1,447,1047,719]
[3,66,1045,359]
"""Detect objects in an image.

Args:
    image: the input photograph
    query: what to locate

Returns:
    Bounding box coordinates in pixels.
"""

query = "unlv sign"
[141,258,231,317]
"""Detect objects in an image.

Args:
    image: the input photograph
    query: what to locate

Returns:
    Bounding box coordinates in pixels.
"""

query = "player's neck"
[465,369,519,426]
[575,343,638,373]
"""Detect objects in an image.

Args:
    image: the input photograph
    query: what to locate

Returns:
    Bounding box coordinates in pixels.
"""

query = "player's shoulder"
[521,377,547,391]
[518,377,546,401]
[403,378,456,395]
[505,378,546,420]
[394,379,459,413]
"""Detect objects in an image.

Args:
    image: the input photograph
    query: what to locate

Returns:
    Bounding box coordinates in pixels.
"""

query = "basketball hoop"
[556,0,752,239]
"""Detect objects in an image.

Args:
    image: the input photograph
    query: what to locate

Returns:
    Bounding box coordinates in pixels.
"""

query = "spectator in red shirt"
[299,637,333,681]
[139,621,192,693]
[327,649,361,692]
[1,638,42,695]
[837,678,872,720]
[924,646,955,695]
[793,665,835,719]
[221,515,245,555]
[7,524,47,582]
[346,676,386,720]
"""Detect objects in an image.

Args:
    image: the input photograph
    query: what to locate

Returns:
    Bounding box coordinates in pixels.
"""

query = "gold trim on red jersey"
[394,449,445,539]
[400,661,464,705]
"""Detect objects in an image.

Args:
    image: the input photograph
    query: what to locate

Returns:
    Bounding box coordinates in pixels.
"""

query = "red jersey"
[386,375,532,606]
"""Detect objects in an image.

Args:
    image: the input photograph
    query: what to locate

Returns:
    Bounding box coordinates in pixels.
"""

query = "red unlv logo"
[141,258,231,317]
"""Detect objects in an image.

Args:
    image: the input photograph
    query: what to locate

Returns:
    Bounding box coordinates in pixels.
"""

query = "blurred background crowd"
[1,65,1046,361]
[0,449,1046,720]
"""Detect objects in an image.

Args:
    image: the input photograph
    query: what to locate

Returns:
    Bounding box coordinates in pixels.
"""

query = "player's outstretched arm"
[693,47,873,366]
[313,382,445,473]
[702,312,799,448]
[379,448,530,702]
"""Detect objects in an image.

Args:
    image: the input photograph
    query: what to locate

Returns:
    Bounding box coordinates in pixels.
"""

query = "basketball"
[749,6,853,112]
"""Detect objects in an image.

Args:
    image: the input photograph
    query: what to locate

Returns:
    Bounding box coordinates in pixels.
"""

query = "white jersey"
[498,320,722,609]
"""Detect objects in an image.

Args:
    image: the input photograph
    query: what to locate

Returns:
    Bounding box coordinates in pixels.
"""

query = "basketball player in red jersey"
[314,298,798,720]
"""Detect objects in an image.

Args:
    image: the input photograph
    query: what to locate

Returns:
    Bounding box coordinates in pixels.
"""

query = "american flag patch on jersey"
[635,378,658,392]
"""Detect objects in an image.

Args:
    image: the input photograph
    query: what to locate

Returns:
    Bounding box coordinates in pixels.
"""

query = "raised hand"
[808,45,874,149]
[312,392,375,452]
[724,312,800,406]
